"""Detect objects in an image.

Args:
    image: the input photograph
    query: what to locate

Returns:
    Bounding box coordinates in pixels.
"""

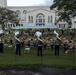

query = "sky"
[7,0,53,6]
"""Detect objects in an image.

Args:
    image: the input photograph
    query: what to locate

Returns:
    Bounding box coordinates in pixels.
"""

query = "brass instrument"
[35,31,43,43]
[54,30,62,42]
[14,31,20,42]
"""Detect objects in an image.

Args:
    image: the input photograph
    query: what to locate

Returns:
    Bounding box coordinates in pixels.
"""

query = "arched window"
[16,10,21,20]
[36,13,45,26]
[22,10,27,21]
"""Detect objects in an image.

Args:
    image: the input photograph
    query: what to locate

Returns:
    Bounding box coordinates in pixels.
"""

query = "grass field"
[0,45,76,69]
[0,29,76,69]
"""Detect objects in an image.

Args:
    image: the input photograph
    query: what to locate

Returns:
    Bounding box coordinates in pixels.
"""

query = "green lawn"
[0,45,76,69]
[0,29,76,68]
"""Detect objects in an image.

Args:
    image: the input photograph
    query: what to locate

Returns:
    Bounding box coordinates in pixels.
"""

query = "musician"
[68,40,74,51]
[15,35,21,55]
[0,35,4,53]
[43,37,46,50]
[37,37,43,56]
[62,37,69,52]
[54,38,62,56]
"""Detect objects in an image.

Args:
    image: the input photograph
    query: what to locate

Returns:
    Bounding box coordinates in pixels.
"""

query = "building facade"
[0,0,76,29]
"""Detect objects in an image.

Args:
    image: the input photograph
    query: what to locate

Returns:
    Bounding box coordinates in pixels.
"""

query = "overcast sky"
[7,0,53,6]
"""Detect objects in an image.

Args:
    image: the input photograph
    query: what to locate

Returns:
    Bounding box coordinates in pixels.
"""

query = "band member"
[35,31,43,56]
[68,40,74,51]
[62,37,69,52]
[0,35,4,53]
[54,30,62,56]
[15,35,21,55]
[37,37,43,56]
[54,38,62,56]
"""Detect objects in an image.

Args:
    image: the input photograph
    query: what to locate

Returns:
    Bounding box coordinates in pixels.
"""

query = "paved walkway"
[39,68,76,75]
[0,68,76,75]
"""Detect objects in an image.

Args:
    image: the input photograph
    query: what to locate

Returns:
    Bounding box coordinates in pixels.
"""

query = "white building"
[0,0,76,29]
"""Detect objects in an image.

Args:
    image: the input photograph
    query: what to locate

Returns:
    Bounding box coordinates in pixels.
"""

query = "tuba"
[35,31,43,43]
[14,31,20,42]
[54,30,62,42]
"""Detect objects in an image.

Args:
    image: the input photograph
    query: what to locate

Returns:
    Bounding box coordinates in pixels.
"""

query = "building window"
[13,24,15,27]
[51,16,52,23]
[16,10,21,20]
[22,10,27,21]
[28,16,33,23]
[16,24,18,26]
[59,24,65,28]
[28,16,30,23]
[21,24,23,26]
[36,13,45,26]
[48,16,53,23]
[48,16,50,23]
[19,24,20,26]
[11,24,12,27]
[31,16,33,23]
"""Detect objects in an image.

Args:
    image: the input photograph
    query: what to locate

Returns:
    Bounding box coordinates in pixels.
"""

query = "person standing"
[0,35,4,53]
[37,38,43,56]
[15,36,21,55]
[54,38,62,56]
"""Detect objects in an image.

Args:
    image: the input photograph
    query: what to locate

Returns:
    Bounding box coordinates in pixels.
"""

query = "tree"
[0,7,19,30]
[50,0,76,25]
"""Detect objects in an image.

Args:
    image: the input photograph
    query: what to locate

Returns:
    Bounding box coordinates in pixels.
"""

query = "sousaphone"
[14,31,20,42]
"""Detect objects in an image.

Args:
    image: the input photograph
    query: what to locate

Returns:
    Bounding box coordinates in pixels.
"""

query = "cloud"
[7,0,53,6]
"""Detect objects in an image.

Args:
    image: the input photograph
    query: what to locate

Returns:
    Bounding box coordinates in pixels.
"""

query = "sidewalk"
[39,68,76,75]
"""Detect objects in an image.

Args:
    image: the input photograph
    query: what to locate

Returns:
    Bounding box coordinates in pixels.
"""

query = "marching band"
[0,29,76,56]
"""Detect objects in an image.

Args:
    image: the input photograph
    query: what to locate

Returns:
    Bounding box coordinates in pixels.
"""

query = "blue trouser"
[16,43,21,55]
[54,44,60,55]
[37,45,42,56]
[0,42,3,53]
[51,44,53,50]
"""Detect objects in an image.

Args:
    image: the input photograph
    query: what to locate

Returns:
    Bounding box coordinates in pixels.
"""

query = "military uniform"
[54,38,61,56]
[62,38,69,52]
[0,37,3,53]
[37,39,43,56]
[15,39,21,55]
